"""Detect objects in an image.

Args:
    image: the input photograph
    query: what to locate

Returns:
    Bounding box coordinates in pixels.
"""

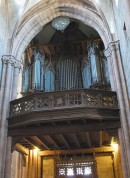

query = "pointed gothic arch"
[11,1,112,62]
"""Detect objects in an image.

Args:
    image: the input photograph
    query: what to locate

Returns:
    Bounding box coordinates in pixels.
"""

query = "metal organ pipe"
[72,60,74,89]
[70,59,72,89]
[67,58,70,89]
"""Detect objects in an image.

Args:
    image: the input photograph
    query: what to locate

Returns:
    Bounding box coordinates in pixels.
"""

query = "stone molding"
[2,55,21,69]
[104,40,119,58]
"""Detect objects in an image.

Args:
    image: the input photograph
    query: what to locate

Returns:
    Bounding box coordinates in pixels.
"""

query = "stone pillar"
[104,41,130,177]
[0,60,7,117]
[4,136,12,178]
[104,45,117,90]
[118,129,128,178]
[11,61,21,100]
[0,55,21,178]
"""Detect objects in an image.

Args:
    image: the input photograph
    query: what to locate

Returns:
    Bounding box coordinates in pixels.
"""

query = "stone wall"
[110,0,130,96]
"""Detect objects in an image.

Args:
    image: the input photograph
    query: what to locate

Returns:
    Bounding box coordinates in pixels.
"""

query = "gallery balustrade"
[9,89,118,118]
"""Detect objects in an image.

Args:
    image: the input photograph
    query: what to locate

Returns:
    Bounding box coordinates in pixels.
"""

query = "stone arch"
[11,1,112,61]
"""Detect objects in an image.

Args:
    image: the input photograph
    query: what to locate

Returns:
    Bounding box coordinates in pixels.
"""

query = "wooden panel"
[39,146,114,156]
[8,121,120,136]
[8,107,120,128]
[43,46,51,57]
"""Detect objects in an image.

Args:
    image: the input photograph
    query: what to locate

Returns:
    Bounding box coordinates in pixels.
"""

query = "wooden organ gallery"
[22,37,110,94]
[8,20,121,178]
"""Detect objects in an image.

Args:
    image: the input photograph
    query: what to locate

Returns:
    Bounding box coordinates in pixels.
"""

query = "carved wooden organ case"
[22,39,110,95]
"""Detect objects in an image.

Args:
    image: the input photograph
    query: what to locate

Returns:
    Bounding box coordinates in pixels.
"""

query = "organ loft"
[0,1,130,178]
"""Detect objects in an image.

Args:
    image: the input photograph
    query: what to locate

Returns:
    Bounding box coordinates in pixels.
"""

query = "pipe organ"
[22,39,110,94]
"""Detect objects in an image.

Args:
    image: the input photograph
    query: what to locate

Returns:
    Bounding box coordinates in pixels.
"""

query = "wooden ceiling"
[18,131,111,150]
[10,116,118,151]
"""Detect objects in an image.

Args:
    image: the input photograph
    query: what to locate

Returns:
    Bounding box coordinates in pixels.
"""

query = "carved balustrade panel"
[86,94,98,107]
[36,95,50,109]
[69,91,82,106]
[9,89,118,118]
[53,93,66,107]
[10,95,34,117]
[101,95,116,108]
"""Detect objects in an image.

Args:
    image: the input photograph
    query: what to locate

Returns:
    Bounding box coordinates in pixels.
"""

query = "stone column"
[0,55,20,178]
[118,129,128,178]
[0,59,7,114]
[0,56,14,178]
[4,136,12,178]
[11,60,21,100]
[104,41,130,177]
[104,45,117,90]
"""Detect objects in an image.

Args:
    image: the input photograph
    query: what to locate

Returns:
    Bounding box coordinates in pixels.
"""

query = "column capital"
[2,55,21,69]
[2,55,15,65]
[109,40,119,51]
[14,60,21,69]
[104,40,119,58]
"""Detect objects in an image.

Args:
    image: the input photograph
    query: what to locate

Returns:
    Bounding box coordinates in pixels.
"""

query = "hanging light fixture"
[52,16,70,32]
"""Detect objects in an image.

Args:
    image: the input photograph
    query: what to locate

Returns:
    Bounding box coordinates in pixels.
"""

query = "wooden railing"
[9,89,118,118]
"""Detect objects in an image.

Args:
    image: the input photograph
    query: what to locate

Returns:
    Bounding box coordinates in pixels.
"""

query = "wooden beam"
[28,38,101,50]
[32,136,50,150]
[8,107,120,128]
[37,136,50,150]
[24,137,40,149]
[46,135,60,149]
[8,121,120,136]
[49,45,56,58]
[72,134,81,149]
[15,143,29,155]
[85,132,91,148]
[38,146,114,156]
[60,134,70,149]
[43,46,51,57]
[99,131,103,147]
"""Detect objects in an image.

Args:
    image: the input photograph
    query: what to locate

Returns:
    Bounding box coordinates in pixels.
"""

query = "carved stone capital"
[109,40,119,51]
[104,47,112,58]
[104,40,119,58]
[2,55,21,69]
[2,55,15,65]
[14,60,21,69]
